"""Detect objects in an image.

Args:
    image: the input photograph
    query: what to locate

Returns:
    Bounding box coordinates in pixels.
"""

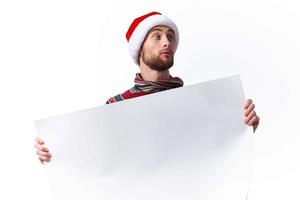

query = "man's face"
[139,25,176,71]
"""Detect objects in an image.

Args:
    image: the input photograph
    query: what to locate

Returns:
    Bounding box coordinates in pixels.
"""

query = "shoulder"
[105,94,124,104]
[105,86,145,105]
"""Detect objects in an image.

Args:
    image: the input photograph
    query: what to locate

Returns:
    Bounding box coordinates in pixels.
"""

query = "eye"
[167,34,175,42]
[153,33,161,40]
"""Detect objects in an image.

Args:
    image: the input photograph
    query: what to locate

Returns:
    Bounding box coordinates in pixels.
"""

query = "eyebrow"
[149,28,175,35]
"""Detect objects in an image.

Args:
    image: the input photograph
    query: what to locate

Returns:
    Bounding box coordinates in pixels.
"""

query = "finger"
[248,115,258,126]
[35,137,45,145]
[39,156,51,162]
[34,143,49,152]
[244,110,256,124]
[244,99,252,109]
[253,117,260,132]
[36,150,52,158]
[244,104,255,117]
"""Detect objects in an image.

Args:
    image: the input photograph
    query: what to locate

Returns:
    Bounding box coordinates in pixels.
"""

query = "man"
[35,11,260,163]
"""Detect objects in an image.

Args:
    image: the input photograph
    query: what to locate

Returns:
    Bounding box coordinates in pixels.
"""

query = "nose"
[162,35,172,48]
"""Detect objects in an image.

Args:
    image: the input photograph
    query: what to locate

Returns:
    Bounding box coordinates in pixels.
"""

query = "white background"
[0,0,299,199]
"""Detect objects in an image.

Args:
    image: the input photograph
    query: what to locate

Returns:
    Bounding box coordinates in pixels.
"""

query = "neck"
[139,62,171,82]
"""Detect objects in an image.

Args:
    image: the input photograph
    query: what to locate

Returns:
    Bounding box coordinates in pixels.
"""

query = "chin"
[157,62,174,71]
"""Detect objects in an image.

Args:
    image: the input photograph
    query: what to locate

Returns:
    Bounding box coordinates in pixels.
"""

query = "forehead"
[148,25,174,34]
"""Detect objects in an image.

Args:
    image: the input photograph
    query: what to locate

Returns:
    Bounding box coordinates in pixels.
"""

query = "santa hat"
[126,11,179,65]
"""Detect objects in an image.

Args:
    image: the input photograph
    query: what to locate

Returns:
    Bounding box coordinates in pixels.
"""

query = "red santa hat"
[126,11,179,65]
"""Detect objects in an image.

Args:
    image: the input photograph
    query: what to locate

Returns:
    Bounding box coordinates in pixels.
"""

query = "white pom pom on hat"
[126,11,179,65]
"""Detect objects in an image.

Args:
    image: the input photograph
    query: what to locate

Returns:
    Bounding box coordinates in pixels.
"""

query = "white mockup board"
[35,75,251,200]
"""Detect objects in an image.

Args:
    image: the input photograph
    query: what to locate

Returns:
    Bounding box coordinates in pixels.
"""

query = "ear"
[138,49,143,65]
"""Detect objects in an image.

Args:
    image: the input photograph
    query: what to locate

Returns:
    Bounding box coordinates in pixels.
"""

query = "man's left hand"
[244,99,260,133]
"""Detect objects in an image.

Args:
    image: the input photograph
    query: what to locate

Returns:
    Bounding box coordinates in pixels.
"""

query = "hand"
[34,137,52,164]
[244,99,260,133]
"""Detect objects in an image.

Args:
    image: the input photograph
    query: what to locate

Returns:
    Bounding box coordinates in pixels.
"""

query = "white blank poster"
[35,75,251,200]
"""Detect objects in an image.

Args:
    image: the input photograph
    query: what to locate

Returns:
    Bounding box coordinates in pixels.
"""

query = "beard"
[141,52,174,71]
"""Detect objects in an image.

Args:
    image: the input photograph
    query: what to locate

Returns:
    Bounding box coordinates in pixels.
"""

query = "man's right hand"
[34,137,52,163]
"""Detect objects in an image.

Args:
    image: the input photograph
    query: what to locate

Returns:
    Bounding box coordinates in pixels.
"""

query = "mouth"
[160,50,173,56]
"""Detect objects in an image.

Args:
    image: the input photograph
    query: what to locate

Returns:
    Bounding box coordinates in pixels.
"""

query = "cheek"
[143,46,157,58]
[143,39,162,55]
